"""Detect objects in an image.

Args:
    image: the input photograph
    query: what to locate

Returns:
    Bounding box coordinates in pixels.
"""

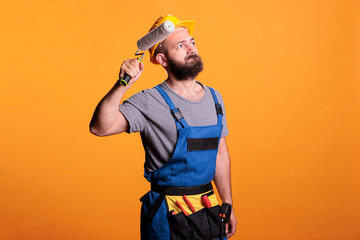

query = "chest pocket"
[187,137,219,151]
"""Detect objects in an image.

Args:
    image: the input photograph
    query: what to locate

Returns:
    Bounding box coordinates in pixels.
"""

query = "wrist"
[115,79,130,90]
[221,197,233,205]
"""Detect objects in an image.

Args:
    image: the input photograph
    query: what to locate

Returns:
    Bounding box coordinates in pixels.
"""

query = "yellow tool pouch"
[140,182,226,240]
[166,191,223,239]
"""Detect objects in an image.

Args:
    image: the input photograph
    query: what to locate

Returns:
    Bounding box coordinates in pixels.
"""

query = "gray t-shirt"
[119,81,229,174]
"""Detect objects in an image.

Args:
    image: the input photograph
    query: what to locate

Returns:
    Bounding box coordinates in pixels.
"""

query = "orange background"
[1,0,359,239]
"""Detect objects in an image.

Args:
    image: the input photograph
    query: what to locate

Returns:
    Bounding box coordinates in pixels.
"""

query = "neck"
[165,75,204,101]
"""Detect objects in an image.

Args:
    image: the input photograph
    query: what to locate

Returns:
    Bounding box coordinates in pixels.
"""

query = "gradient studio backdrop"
[1,0,359,239]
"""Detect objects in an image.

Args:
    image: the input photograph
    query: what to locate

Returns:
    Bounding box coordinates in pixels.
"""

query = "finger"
[125,65,139,79]
[128,60,143,76]
[121,67,136,79]
[119,63,129,79]
[227,232,235,238]
[139,61,144,71]
[119,70,124,79]
[227,231,235,238]
[226,222,236,238]
[128,58,140,69]
[119,59,138,78]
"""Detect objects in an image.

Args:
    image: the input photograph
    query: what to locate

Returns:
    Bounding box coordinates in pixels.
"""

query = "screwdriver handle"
[176,201,189,216]
[120,74,131,86]
[183,195,196,213]
[201,195,212,208]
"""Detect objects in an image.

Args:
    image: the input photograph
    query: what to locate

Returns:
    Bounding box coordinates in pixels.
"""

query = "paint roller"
[119,20,175,86]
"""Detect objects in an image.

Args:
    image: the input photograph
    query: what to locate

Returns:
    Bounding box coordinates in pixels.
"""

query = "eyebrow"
[176,38,195,45]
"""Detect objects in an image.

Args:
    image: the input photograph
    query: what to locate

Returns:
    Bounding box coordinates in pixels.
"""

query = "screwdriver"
[201,195,212,208]
[175,200,189,216]
[183,195,196,213]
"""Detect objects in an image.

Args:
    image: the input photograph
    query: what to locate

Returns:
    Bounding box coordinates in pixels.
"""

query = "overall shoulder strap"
[208,87,223,125]
[154,85,189,129]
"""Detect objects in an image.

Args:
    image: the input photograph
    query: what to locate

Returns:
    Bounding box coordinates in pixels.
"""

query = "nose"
[187,43,196,55]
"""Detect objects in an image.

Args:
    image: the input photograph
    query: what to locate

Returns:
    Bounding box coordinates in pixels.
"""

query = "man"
[90,15,237,239]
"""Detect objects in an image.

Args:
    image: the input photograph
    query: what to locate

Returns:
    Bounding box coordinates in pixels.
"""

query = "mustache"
[186,54,199,60]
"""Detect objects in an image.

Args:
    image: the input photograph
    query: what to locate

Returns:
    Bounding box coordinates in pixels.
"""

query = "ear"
[156,53,168,67]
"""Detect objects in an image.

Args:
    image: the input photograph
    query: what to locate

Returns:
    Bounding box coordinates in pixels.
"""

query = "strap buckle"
[171,108,184,122]
[215,103,223,115]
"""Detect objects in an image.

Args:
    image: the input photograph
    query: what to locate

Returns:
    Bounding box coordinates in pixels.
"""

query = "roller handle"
[119,55,144,86]
[119,20,175,87]
[120,74,131,86]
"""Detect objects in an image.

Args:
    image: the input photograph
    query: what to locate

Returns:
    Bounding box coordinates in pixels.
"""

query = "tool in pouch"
[201,192,232,239]
[119,20,175,86]
[166,189,230,240]
[220,203,232,239]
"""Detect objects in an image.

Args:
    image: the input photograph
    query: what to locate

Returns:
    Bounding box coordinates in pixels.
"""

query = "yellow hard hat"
[149,14,195,64]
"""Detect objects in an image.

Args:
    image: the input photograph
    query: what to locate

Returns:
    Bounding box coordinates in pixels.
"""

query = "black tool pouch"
[167,205,224,240]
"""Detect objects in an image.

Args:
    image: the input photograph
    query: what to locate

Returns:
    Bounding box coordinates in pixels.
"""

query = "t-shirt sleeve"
[118,90,148,133]
[214,90,229,138]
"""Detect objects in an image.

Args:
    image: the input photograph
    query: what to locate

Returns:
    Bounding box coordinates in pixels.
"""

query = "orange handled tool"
[183,195,196,213]
[201,195,212,208]
[176,200,189,216]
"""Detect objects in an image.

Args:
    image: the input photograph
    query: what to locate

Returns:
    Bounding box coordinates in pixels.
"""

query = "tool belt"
[141,182,230,240]
[151,182,213,195]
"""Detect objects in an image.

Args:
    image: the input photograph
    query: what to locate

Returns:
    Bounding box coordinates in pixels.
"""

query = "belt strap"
[208,87,223,126]
[151,182,213,196]
[155,85,189,129]
[140,194,165,238]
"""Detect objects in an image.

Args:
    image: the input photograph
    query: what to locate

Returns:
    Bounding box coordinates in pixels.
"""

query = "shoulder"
[202,84,225,104]
[199,82,222,95]
[125,87,162,103]
[124,85,169,112]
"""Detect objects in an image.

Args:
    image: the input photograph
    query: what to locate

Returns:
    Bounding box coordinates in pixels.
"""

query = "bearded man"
[90,15,237,240]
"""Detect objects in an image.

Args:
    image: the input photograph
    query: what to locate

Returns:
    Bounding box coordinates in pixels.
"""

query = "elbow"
[89,123,106,137]
[90,129,103,137]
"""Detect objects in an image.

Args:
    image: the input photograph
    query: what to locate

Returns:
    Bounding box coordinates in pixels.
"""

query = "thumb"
[139,61,145,71]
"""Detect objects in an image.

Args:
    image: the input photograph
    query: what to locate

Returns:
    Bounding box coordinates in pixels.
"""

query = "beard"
[166,53,204,80]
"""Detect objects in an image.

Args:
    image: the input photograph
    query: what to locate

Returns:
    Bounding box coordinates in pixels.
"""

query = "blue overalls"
[140,84,227,240]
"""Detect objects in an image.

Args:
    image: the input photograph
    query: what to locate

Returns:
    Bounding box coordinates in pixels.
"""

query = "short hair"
[153,43,167,63]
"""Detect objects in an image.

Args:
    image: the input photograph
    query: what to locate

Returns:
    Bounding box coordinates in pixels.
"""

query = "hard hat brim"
[175,20,195,36]
[150,19,195,64]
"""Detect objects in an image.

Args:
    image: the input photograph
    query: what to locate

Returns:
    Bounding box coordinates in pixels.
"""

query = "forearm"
[213,137,233,204]
[90,80,128,135]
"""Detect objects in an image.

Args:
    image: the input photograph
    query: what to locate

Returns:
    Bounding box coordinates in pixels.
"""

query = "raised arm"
[89,59,144,136]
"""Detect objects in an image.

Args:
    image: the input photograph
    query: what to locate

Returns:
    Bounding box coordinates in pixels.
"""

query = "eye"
[191,41,196,46]
[177,44,183,48]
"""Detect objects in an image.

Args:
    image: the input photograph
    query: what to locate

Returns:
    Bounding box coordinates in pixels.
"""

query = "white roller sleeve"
[137,20,175,51]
